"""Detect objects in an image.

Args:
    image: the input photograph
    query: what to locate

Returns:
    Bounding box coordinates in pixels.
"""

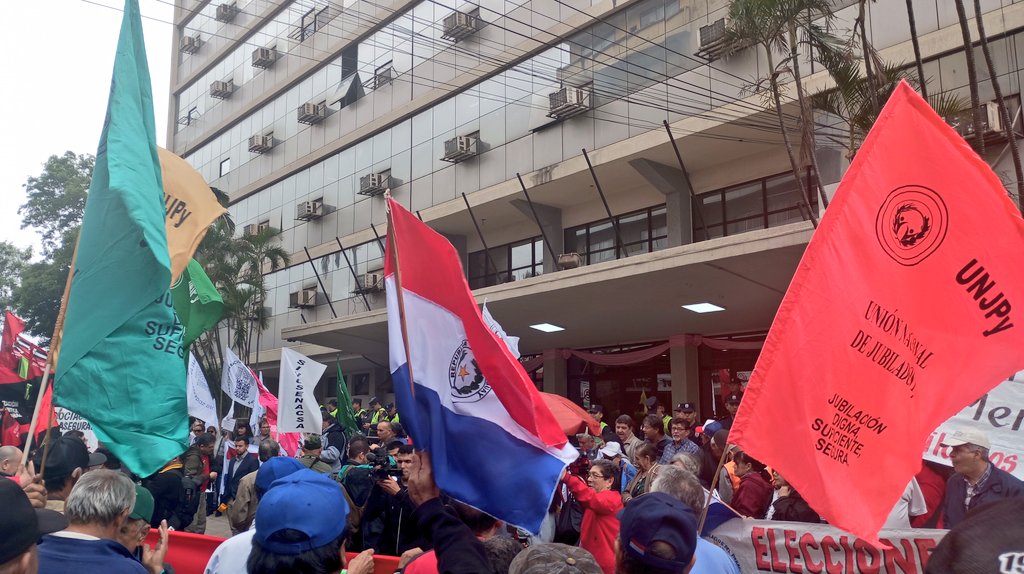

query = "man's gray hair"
[650,465,704,515]
[965,443,991,459]
[65,469,136,526]
[670,452,701,476]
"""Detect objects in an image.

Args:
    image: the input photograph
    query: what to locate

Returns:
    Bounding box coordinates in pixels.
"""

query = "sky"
[0,0,174,256]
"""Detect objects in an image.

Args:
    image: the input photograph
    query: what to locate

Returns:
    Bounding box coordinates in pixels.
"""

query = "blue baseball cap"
[617,492,697,570]
[254,469,349,555]
[254,456,305,498]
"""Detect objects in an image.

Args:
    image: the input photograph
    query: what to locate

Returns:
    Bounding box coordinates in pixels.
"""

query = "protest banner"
[706,519,947,574]
[277,348,325,434]
[54,407,99,452]
[923,374,1024,479]
[186,353,218,429]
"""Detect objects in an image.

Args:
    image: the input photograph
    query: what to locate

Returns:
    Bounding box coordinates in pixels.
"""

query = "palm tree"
[726,0,841,216]
[905,0,927,99]
[812,53,967,158]
[954,0,985,154]
[236,226,290,366]
[973,0,1024,209]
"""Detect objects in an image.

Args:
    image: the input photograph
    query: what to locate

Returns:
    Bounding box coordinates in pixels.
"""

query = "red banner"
[730,81,1024,541]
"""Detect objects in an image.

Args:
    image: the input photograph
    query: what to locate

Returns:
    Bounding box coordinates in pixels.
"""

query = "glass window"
[468,237,544,289]
[565,206,670,265]
[219,158,231,176]
[694,170,817,239]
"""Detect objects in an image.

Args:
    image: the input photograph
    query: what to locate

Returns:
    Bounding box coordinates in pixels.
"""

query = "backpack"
[337,465,375,531]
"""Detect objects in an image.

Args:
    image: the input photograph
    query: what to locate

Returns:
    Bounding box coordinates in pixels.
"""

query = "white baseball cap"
[599,442,623,458]
[939,427,991,450]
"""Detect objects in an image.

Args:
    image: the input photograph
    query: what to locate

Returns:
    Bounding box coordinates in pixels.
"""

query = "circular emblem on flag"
[448,340,492,403]
[875,185,949,266]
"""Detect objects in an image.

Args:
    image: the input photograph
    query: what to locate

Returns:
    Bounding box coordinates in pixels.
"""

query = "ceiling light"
[682,303,725,314]
[530,323,565,332]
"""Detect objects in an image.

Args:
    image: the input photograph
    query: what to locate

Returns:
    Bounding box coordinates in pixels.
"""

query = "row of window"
[463,170,813,289]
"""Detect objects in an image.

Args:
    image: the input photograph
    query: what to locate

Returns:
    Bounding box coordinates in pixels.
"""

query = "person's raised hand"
[345,548,375,574]
[406,451,440,506]
[141,520,169,574]
[17,461,46,509]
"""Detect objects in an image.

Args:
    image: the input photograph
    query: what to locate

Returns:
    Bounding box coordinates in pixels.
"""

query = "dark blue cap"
[617,492,697,570]
[254,456,305,498]
[255,469,349,555]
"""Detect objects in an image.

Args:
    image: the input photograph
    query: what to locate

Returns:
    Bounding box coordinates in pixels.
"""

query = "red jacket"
[564,474,622,574]
[732,472,773,519]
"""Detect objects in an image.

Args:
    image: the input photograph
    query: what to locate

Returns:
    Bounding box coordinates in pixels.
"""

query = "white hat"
[599,442,623,458]
[939,427,991,450]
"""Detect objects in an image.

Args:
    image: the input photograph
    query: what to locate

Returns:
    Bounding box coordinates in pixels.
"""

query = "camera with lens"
[567,452,592,478]
[365,451,401,482]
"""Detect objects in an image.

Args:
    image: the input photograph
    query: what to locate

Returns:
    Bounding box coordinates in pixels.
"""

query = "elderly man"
[0,445,22,477]
[660,418,702,465]
[940,428,1024,528]
[228,439,281,534]
[298,435,333,474]
[114,485,170,574]
[37,469,148,574]
[616,492,698,574]
[0,478,67,574]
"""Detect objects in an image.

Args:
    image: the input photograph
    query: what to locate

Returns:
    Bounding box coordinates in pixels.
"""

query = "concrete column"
[542,352,567,396]
[669,344,700,414]
[628,159,693,247]
[511,199,563,273]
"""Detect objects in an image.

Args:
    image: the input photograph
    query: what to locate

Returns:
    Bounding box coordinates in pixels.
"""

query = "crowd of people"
[2,388,1023,574]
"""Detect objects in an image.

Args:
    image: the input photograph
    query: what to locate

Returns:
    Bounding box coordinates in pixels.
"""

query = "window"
[219,158,231,176]
[257,220,270,233]
[693,169,816,239]
[374,61,395,89]
[294,6,330,41]
[564,206,668,265]
[468,237,544,289]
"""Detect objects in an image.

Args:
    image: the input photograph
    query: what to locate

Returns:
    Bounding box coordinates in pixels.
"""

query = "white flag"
[482,302,521,359]
[221,401,235,432]
[249,372,265,432]
[187,353,218,429]
[277,347,326,433]
[221,346,259,408]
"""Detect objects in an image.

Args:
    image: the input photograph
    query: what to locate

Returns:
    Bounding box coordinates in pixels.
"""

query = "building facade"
[169,0,1024,422]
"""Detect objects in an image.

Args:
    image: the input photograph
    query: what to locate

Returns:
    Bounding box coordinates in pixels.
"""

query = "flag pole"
[384,192,416,399]
[21,235,81,470]
[698,440,732,533]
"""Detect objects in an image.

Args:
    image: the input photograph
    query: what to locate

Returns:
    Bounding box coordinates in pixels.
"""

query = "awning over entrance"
[281,221,813,364]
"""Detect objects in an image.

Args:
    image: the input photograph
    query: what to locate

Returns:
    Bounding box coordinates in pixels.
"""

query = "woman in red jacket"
[562,459,623,574]
[731,450,774,519]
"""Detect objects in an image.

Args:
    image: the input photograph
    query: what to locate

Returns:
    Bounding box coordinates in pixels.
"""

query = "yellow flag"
[158,147,227,282]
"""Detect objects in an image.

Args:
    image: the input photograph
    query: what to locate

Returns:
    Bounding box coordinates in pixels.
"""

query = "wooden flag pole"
[384,191,415,399]
[698,440,733,533]
[20,235,81,470]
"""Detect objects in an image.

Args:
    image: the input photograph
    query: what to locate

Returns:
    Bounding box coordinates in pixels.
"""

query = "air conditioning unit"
[946,102,1002,139]
[216,3,238,22]
[297,102,326,124]
[547,86,591,120]
[243,223,259,235]
[354,271,384,294]
[296,200,325,221]
[252,47,277,69]
[442,134,479,163]
[695,18,736,61]
[358,171,391,196]
[180,35,202,54]
[442,10,481,41]
[210,80,235,99]
[557,253,583,269]
[289,287,318,308]
[374,67,394,89]
[249,134,274,153]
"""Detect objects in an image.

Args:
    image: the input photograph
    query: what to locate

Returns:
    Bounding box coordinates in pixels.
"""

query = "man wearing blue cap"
[205,457,326,574]
[615,492,698,574]
[247,469,375,574]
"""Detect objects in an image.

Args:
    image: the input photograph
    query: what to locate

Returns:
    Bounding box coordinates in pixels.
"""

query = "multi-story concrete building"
[168,0,1024,421]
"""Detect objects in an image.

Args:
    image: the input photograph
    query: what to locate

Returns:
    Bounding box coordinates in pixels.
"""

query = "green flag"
[336,361,360,435]
[54,0,187,476]
[171,259,223,349]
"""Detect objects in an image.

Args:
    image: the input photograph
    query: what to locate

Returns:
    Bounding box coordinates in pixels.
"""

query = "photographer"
[367,444,425,556]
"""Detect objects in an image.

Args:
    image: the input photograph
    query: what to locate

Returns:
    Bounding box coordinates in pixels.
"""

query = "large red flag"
[730,81,1024,542]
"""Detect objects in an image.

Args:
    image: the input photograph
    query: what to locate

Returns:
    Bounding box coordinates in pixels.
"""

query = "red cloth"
[199,455,210,491]
[729,81,1024,542]
[911,463,947,528]
[564,474,622,574]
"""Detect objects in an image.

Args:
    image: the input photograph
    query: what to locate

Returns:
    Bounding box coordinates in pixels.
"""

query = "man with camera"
[369,444,424,556]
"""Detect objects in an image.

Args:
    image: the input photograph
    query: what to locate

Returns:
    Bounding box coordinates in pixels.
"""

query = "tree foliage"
[19,152,93,256]
[0,242,31,310]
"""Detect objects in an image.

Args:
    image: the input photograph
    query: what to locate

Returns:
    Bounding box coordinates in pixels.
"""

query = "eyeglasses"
[587,471,608,479]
